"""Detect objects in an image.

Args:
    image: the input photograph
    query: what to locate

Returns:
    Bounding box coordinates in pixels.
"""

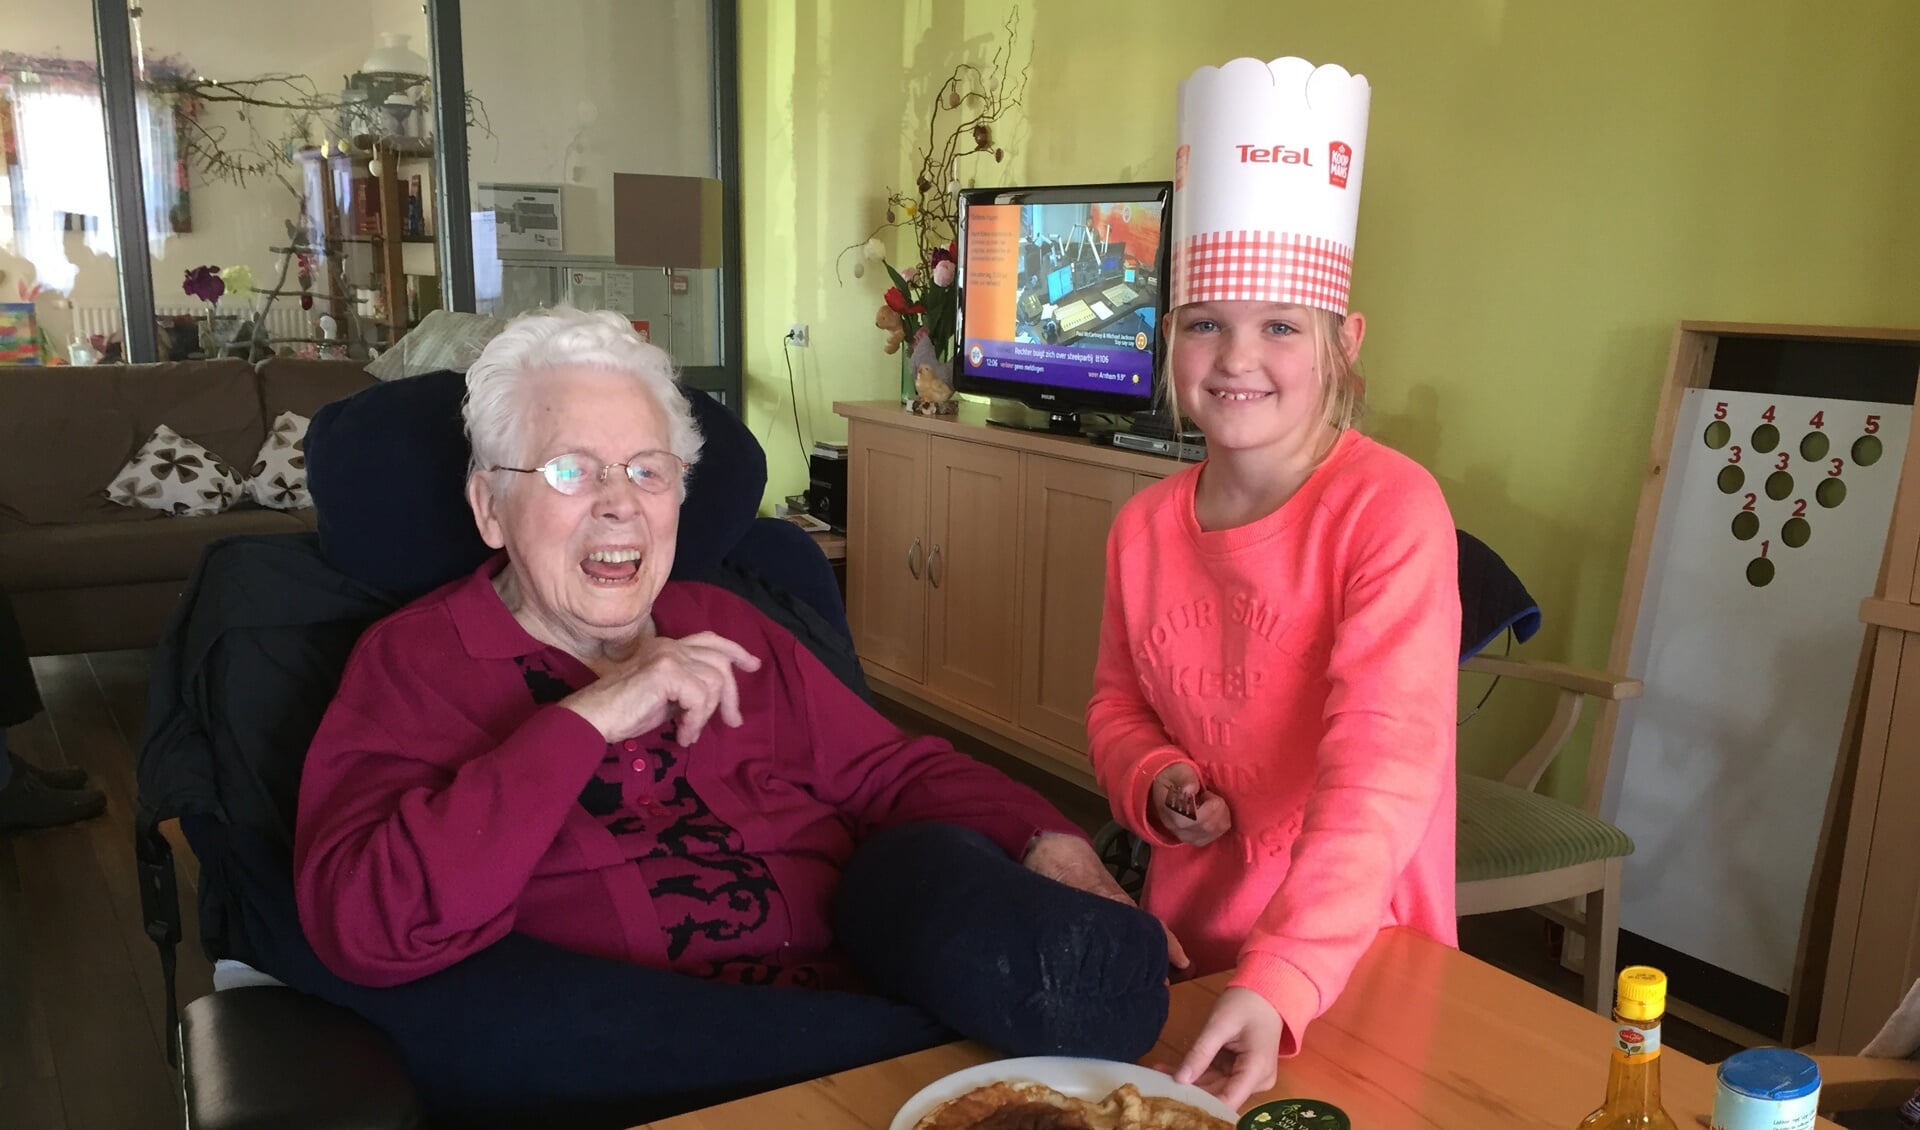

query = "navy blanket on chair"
[1457,530,1542,661]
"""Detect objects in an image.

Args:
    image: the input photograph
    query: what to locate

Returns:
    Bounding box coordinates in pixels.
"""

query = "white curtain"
[133,87,180,255]
[5,81,182,295]
[6,84,114,293]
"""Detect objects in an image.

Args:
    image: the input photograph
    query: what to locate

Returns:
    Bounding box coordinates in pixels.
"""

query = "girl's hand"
[1023,832,1190,970]
[1151,763,1232,846]
[1173,986,1282,1110]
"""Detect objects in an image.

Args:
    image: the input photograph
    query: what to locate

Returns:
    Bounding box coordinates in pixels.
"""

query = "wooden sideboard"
[834,400,1188,790]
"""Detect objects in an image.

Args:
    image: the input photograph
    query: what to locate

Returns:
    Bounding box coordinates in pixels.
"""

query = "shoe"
[0,767,106,832]
[9,752,89,790]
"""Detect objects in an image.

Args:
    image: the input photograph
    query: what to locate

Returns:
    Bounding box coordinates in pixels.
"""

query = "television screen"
[953,182,1170,414]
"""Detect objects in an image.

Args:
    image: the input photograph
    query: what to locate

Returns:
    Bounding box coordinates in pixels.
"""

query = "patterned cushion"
[248,411,311,510]
[104,424,246,517]
[1456,773,1635,883]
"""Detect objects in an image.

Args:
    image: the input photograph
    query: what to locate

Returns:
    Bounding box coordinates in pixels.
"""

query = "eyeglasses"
[489,451,686,496]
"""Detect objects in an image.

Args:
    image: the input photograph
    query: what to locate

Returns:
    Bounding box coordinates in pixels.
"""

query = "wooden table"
[637,928,1812,1129]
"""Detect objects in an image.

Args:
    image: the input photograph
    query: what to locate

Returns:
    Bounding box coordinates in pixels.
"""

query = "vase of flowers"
[873,249,959,406]
[841,12,1025,410]
[183,264,259,359]
[182,264,225,356]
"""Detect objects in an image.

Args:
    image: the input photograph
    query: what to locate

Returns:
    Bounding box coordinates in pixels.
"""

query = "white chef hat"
[1172,57,1372,315]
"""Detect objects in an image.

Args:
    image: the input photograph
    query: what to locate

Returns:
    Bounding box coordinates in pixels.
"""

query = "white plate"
[888,1056,1239,1130]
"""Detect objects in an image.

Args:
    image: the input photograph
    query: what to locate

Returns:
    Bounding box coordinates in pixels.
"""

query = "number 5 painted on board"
[1867,414,1882,434]
[1715,401,1729,420]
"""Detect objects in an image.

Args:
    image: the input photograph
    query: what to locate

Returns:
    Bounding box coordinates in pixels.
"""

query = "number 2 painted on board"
[1793,499,1807,517]
[1742,493,1756,512]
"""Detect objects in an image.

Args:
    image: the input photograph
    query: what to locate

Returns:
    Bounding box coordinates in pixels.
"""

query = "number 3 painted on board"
[1729,445,1743,464]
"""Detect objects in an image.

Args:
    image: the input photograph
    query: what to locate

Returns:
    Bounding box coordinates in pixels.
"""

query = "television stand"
[982,399,1086,435]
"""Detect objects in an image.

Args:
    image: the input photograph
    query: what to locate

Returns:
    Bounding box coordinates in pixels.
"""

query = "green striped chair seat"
[1456,773,1635,884]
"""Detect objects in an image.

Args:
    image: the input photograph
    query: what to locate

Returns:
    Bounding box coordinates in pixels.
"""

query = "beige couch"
[0,358,376,655]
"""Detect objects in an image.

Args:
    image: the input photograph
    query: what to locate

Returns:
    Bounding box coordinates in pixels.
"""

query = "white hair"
[462,307,703,491]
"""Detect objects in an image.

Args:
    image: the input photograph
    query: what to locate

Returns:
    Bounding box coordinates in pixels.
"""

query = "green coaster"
[1237,1098,1352,1130]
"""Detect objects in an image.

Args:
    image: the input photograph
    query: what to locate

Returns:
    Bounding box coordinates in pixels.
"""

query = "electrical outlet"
[786,324,810,348]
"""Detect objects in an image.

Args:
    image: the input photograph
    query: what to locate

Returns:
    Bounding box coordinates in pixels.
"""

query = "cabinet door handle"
[927,545,944,589]
[906,537,924,579]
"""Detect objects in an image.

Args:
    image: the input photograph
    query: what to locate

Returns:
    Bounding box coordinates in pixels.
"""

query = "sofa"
[0,358,376,656]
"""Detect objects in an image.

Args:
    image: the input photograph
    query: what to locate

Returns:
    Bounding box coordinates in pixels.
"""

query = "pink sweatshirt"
[1087,430,1460,1053]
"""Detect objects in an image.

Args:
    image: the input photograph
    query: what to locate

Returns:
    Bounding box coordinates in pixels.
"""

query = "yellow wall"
[739,0,1920,797]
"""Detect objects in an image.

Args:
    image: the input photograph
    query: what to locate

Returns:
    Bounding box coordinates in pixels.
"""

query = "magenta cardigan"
[295,557,1080,988]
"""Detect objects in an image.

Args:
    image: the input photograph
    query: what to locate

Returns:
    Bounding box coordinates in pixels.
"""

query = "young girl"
[1088,57,1460,1109]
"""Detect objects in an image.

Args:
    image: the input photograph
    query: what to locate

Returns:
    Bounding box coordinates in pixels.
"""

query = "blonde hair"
[1161,306,1365,462]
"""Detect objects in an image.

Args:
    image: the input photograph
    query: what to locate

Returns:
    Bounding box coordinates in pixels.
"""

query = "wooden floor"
[0,652,1734,1130]
[1,652,213,1130]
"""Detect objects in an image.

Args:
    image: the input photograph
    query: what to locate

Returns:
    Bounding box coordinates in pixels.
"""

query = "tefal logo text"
[1236,144,1314,166]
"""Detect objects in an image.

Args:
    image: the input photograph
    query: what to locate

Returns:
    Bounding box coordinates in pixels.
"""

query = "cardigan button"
[623,739,639,752]
[631,758,647,773]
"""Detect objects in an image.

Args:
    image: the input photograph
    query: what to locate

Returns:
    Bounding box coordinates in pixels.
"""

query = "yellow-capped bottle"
[1579,966,1678,1130]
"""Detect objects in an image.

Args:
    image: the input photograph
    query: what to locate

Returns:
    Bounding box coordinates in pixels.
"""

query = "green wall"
[738,0,1920,797]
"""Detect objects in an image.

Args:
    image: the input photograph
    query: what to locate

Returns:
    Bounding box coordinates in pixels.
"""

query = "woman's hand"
[1023,832,1189,970]
[1173,986,1281,1110]
[564,631,762,745]
[1151,763,1232,846]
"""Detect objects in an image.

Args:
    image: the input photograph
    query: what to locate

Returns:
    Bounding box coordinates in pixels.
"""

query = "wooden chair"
[1812,1053,1920,1122]
[1455,652,1642,1014]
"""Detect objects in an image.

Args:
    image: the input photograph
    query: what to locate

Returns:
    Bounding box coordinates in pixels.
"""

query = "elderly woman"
[293,308,1145,993]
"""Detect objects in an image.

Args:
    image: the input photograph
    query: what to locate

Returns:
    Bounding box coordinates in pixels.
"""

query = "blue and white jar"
[1712,1048,1821,1130]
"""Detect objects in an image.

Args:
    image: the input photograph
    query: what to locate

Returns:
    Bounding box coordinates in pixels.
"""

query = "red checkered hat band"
[1171,231,1353,315]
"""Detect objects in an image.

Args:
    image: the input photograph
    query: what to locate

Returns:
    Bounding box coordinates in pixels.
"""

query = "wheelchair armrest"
[182,986,425,1130]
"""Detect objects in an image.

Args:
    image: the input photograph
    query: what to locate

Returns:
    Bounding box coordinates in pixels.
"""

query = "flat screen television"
[952,182,1172,432]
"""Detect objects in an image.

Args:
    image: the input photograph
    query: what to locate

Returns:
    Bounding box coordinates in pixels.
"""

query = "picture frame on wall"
[476,182,564,252]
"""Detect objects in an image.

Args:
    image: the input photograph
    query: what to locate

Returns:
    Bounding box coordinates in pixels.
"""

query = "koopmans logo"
[1329,141,1353,188]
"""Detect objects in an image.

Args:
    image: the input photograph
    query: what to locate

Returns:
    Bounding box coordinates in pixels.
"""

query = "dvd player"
[1112,431,1207,460]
